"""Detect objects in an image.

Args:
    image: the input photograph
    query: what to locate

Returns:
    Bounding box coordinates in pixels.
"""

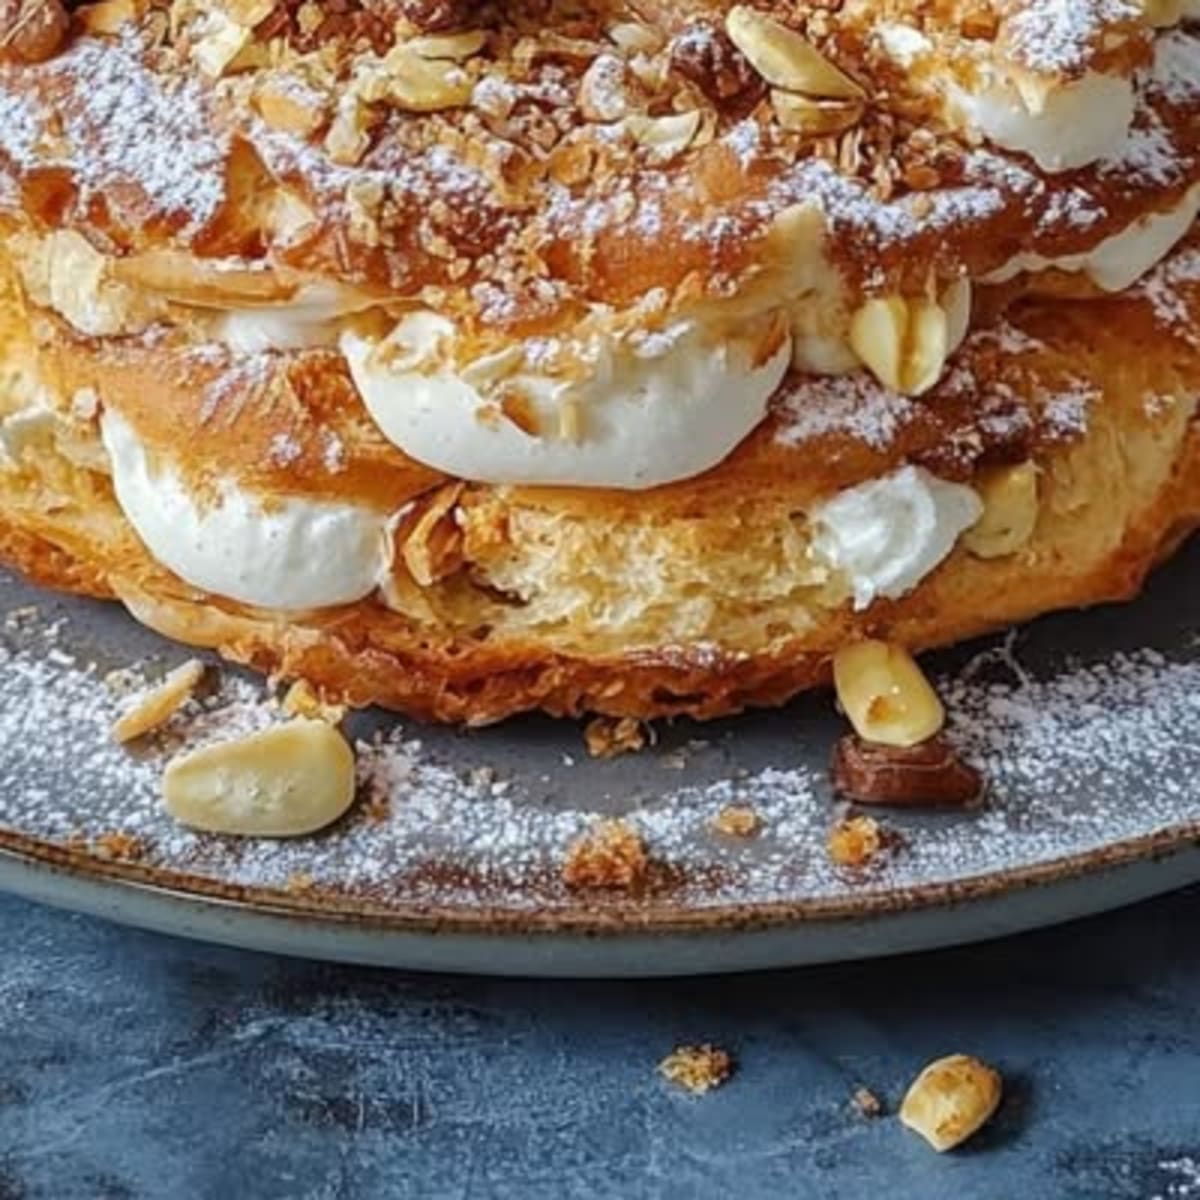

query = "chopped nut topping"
[76,0,145,36]
[900,1055,1003,1152]
[771,91,864,138]
[0,0,69,64]
[111,658,207,744]
[562,818,647,889]
[659,1045,734,1094]
[712,804,761,837]
[827,814,885,868]
[253,73,328,135]
[832,734,983,808]
[624,110,702,163]
[408,28,484,60]
[578,51,629,122]
[376,46,474,113]
[669,20,764,110]
[832,640,945,749]
[583,715,648,758]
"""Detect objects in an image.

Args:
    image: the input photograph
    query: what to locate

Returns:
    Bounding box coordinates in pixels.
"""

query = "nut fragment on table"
[659,1044,734,1094]
[562,818,647,888]
[851,1086,884,1117]
[111,658,207,743]
[900,1054,1003,1152]
[832,639,945,748]
[832,734,983,808]
[162,719,357,838]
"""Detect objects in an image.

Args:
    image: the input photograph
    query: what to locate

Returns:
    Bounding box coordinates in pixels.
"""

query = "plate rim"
[3,817,1199,937]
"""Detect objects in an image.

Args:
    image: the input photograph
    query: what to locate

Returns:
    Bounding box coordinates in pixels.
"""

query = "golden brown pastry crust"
[2,253,1197,723]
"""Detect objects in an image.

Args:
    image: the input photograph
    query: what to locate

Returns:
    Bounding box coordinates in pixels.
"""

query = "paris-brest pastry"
[0,0,1197,722]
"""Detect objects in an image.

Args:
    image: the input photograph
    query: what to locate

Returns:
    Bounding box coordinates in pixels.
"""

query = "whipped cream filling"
[101,410,390,610]
[874,23,1135,172]
[985,182,1200,292]
[341,310,792,490]
[951,70,1136,174]
[209,284,364,354]
[812,465,983,610]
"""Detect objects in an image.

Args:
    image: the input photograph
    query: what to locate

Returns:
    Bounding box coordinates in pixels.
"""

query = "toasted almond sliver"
[385,50,474,113]
[74,0,145,35]
[725,6,864,100]
[111,659,206,744]
[162,720,356,838]
[111,249,298,307]
[771,90,864,136]
[1141,0,1184,26]
[624,110,702,162]
[408,30,486,59]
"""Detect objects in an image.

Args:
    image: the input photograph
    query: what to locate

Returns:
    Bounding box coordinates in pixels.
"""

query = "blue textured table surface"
[2,889,1199,1200]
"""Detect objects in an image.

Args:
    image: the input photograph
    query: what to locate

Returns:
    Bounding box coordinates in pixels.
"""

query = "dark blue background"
[2,888,1198,1199]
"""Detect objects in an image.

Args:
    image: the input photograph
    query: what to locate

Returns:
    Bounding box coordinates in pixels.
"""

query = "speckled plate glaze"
[0,543,1198,977]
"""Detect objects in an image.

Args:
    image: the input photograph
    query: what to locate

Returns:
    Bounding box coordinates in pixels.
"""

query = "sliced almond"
[408,29,486,59]
[191,15,250,78]
[162,720,357,838]
[111,659,206,744]
[624,110,702,162]
[578,52,629,122]
[324,94,371,166]
[771,90,863,136]
[832,639,945,748]
[608,20,664,54]
[226,0,275,24]
[1140,0,1183,26]
[74,0,146,35]
[725,6,864,99]
[111,249,298,308]
[253,74,328,137]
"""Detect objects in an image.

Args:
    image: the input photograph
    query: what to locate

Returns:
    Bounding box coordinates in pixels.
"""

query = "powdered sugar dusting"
[1138,244,1200,341]
[1,555,1198,916]
[1003,0,1141,75]
[774,374,915,451]
[0,32,227,232]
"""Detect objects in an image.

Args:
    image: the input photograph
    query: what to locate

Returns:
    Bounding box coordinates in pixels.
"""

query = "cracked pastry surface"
[0,0,1197,722]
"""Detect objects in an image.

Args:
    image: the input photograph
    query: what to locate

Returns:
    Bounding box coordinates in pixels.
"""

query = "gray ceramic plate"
[0,542,1197,977]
